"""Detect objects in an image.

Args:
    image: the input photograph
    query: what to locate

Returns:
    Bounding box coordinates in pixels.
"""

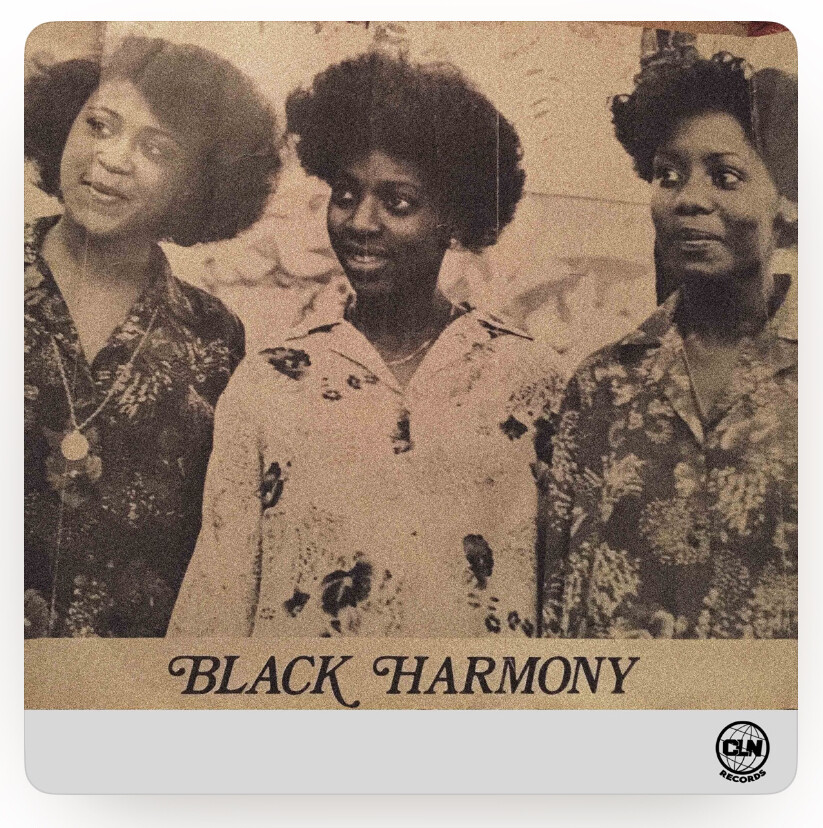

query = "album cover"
[23,20,798,793]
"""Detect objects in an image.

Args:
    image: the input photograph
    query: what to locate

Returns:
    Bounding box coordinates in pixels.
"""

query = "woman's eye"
[330,186,356,208]
[713,168,744,189]
[654,166,681,189]
[140,139,179,163]
[85,116,112,138]
[386,196,415,216]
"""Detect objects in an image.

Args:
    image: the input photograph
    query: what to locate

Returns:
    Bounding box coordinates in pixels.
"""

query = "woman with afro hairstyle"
[24,36,280,638]
[169,52,566,638]
[540,49,798,639]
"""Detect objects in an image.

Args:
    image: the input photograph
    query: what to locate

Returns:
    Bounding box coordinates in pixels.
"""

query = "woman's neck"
[44,215,157,289]
[676,265,776,345]
[40,216,161,363]
[350,288,453,353]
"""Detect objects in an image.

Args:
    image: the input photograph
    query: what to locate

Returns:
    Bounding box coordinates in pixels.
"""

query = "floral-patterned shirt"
[540,279,797,639]
[168,304,565,637]
[25,216,245,638]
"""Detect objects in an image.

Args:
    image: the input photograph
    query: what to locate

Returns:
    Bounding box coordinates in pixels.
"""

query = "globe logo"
[715,722,770,775]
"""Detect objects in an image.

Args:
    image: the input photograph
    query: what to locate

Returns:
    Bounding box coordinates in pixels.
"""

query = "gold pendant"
[61,429,89,461]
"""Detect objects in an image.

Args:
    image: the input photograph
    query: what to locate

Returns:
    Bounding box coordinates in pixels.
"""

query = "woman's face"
[650,110,781,282]
[326,150,449,301]
[59,78,199,242]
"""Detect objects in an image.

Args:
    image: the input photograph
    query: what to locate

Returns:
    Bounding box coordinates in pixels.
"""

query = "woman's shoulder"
[170,278,245,357]
[172,278,240,329]
[466,305,566,375]
[459,306,568,414]
[249,313,350,380]
[569,340,625,380]
[567,296,679,384]
[227,322,332,394]
[24,217,63,299]
[24,215,60,266]
[555,302,678,419]
[213,332,324,427]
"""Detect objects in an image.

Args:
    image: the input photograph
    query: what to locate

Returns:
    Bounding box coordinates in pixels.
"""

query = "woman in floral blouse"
[24,37,280,637]
[541,50,798,639]
[169,53,565,638]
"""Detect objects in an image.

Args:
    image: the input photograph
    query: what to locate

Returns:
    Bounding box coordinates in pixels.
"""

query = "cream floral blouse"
[541,280,798,639]
[169,304,565,637]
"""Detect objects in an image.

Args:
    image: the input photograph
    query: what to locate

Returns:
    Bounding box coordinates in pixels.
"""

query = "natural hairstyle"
[611,48,797,203]
[612,48,798,301]
[285,51,525,252]
[24,36,281,246]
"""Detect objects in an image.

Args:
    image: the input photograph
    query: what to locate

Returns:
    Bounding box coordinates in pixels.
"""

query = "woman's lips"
[339,244,391,273]
[674,228,724,242]
[671,228,725,253]
[81,180,129,204]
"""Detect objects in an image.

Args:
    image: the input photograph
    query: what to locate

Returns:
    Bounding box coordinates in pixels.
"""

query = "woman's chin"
[345,271,394,298]
[62,206,134,242]
[664,255,737,283]
[63,199,161,244]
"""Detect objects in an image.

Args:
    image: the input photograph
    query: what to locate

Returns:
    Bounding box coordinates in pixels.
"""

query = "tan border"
[25,639,797,710]
[608,22,750,36]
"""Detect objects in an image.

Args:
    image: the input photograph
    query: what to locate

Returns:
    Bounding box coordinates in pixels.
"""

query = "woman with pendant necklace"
[540,50,798,639]
[24,36,280,637]
[169,53,566,638]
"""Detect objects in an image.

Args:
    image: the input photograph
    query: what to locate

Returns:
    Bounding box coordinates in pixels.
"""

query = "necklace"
[680,343,709,425]
[50,308,159,460]
[382,302,463,368]
[384,336,435,367]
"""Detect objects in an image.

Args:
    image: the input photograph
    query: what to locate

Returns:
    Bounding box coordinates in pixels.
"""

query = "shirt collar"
[770,271,797,342]
[619,274,797,446]
[24,215,59,283]
[25,215,197,327]
[143,251,197,326]
[614,290,680,349]
[283,300,533,345]
[280,302,533,394]
[616,272,798,350]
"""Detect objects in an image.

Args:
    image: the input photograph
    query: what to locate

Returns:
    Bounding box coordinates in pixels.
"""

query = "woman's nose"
[673,174,714,215]
[349,195,380,233]
[94,137,135,175]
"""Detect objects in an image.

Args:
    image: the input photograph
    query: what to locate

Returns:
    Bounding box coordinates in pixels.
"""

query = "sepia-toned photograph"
[23,20,797,711]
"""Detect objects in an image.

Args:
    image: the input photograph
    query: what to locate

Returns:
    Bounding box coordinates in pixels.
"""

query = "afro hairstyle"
[612,49,754,184]
[285,51,525,252]
[24,36,281,246]
[612,47,797,257]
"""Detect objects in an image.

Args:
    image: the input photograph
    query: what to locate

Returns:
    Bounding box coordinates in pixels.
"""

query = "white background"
[4,0,822,824]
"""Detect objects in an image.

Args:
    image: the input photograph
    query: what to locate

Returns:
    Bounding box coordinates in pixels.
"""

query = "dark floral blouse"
[24,216,245,638]
[540,281,797,639]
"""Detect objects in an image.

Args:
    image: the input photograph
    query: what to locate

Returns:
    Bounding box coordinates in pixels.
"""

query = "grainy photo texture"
[23,21,797,711]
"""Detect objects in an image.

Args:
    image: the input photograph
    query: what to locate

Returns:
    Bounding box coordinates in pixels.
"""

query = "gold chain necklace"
[49,308,159,460]
[384,336,435,367]
[382,302,460,368]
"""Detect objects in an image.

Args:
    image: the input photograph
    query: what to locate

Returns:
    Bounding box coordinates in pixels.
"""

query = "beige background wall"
[24,21,797,372]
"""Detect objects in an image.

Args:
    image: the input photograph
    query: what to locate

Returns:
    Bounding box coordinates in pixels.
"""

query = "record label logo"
[716,721,769,782]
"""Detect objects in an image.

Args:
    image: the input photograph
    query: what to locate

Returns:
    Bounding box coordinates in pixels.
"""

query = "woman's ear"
[774,195,798,248]
[436,219,458,249]
[778,195,798,227]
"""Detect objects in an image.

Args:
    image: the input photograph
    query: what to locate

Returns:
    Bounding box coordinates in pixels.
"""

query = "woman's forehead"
[657,111,756,159]
[339,150,426,188]
[87,79,161,126]
[85,77,200,150]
